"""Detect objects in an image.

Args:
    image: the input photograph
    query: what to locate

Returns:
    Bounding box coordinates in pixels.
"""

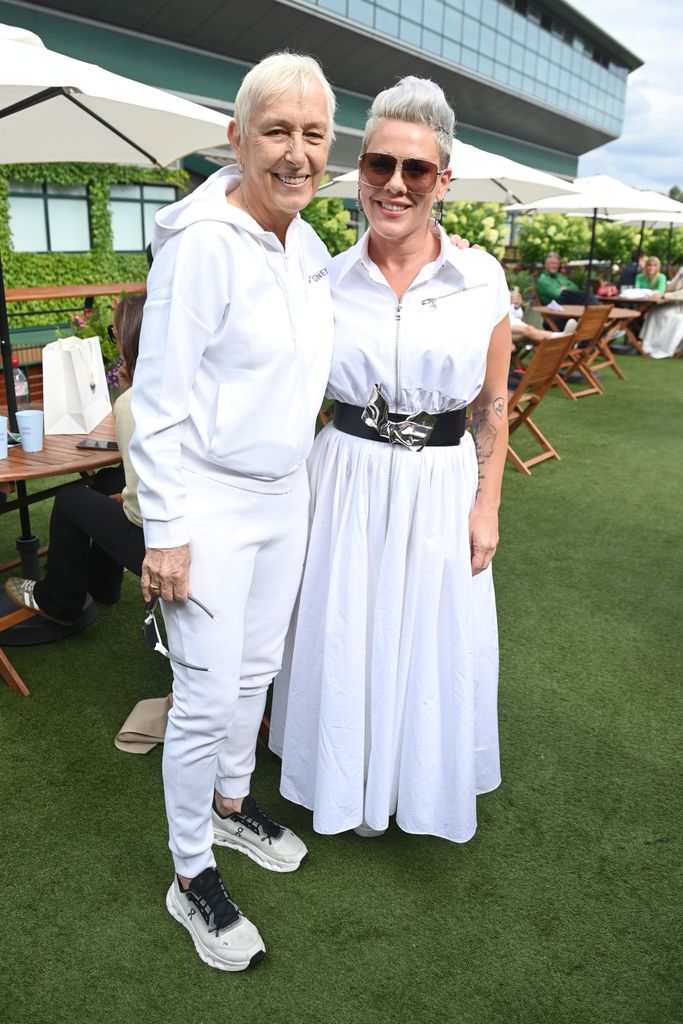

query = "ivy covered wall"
[0,162,189,326]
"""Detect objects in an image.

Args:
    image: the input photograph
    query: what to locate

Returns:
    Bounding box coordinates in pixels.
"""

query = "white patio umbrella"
[506,175,683,285]
[0,22,231,583]
[0,22,231,426]
[0,24,230,165]
[612,208,683,268]
[318,138,582,205]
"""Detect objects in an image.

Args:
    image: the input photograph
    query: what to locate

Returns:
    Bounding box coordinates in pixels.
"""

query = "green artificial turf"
[1,355,681,1024]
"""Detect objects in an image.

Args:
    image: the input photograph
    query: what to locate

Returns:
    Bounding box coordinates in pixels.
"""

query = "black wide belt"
[333,400,466,449]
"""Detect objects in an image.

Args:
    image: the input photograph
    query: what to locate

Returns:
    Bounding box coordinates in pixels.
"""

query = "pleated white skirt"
[270,422,501,843]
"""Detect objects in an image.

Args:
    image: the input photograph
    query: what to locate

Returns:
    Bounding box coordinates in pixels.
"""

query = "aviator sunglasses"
[143,593,214,672]
[359,152,446,194]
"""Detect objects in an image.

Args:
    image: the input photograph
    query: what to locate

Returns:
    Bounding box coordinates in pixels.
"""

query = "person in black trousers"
[5,295,146,624]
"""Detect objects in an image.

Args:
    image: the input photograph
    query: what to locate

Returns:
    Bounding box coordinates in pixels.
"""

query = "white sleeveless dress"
[270,230,510,843]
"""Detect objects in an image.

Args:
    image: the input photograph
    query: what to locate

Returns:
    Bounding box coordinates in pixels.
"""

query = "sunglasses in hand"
[143,593,214,672]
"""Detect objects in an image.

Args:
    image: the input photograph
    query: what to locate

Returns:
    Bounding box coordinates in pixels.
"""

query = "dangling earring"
[356,186,363,212]
[237,162,245,174]
[433,199,444,226]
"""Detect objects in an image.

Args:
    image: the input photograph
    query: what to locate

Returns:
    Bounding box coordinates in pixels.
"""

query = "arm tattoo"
[471,406,497,497]
[493,396,505,421]
[471,408,496,464]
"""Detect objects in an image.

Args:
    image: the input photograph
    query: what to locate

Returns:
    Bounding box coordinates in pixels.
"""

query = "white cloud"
[569,0,683,193]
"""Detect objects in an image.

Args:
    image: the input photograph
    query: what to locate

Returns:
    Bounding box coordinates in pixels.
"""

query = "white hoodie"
[130,166,333,549]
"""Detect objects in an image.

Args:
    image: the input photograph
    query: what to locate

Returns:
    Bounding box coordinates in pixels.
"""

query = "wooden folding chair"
[507,331,576,476]
[587,317,627,381]
[556,304,613,400]
[0,606,38,696]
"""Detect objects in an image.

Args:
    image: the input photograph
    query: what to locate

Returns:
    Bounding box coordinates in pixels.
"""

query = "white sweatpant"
[160,469,309,878]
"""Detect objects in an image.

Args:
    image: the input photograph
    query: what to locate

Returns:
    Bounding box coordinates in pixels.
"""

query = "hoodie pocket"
[207,372,301,477]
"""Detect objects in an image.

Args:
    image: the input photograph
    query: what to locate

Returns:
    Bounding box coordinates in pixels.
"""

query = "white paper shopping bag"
[42,335,111,434]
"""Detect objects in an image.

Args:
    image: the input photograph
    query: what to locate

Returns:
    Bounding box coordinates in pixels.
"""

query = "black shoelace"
[230,795,283,841]
[185,868,239,934]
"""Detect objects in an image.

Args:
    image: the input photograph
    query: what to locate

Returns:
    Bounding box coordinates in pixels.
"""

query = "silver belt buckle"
[361,384,437,452]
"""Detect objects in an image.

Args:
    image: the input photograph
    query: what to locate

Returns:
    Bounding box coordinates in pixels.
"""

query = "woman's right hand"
[141,544,191,602]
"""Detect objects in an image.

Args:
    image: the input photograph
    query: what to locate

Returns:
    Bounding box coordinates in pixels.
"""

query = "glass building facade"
[311,0,628,135]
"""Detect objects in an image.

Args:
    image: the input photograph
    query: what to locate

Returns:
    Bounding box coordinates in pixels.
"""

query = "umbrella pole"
[666,223,674,275]
[0,250,18,432]
[1,251,42,580]
[586,208,598,293]
[637,220,645,251]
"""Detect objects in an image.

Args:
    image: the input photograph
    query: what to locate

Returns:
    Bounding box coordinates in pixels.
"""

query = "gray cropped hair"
[362,76,455,170]
[233,52,336,141]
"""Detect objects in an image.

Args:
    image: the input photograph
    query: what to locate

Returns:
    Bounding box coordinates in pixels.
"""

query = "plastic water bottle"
[12,357,29,409]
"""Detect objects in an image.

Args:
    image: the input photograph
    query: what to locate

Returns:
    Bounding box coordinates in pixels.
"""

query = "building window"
[8,181,91,253]
[348,0,374,26]
[375,7,399,33]
[398,17,421,46]
[109,184,176,251]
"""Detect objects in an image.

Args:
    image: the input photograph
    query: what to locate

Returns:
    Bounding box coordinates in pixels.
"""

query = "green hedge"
[0,162,189,327]
[516,213,683,270]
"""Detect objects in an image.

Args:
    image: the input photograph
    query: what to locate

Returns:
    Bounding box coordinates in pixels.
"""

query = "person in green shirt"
[535,251,582,305]
[635,256,667,293]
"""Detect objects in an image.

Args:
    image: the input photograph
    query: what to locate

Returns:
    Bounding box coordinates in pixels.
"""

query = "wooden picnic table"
[532,304,640,330]
[598,295,663,355]
[0,411,118,488]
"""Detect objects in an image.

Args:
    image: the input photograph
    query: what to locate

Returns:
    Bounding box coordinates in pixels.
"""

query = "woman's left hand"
[448,232,481,250]
[469,507,499,575]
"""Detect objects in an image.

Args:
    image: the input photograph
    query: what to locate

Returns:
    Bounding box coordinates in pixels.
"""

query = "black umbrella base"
[0,590,98,646]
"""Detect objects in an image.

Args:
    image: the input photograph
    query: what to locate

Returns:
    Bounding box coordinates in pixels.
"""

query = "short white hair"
[362,76,455,170]
[233,52,336,141]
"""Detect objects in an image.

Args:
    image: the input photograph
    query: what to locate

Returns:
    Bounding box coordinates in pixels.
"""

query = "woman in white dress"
[271,78,511,844]
[642,266,683,358]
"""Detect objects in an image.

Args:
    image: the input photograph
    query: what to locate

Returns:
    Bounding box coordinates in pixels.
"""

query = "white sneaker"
[562,317,578,334]
[212,795,308,873]
[166,867,265,972]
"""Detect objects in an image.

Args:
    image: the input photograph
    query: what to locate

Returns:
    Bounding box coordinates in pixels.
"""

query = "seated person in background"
[617,249,644,289]
[5,295,146,624]
[642,265,683,359]
[635,255,666,294]
[536,251,580,305]
[508,288,577,345]
[536,251,601,307]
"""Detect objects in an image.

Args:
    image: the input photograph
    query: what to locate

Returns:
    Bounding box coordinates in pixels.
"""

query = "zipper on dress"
[421,283,486,308]
[385,301,402,539]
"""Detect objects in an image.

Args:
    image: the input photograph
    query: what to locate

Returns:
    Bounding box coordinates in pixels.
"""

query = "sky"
[569,0,682,194]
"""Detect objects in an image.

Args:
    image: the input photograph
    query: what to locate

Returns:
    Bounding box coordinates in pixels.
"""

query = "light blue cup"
[0,415,7,459]
[16,409,44,453]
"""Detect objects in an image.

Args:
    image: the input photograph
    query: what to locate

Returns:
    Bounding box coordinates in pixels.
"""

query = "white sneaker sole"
[213,829,307,873]
[166,884,265,972]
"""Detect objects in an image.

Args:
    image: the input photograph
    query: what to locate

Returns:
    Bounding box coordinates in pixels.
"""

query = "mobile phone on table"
[75,439,119,451]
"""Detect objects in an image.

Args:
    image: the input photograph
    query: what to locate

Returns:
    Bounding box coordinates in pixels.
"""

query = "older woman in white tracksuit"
[129,54,336,972]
